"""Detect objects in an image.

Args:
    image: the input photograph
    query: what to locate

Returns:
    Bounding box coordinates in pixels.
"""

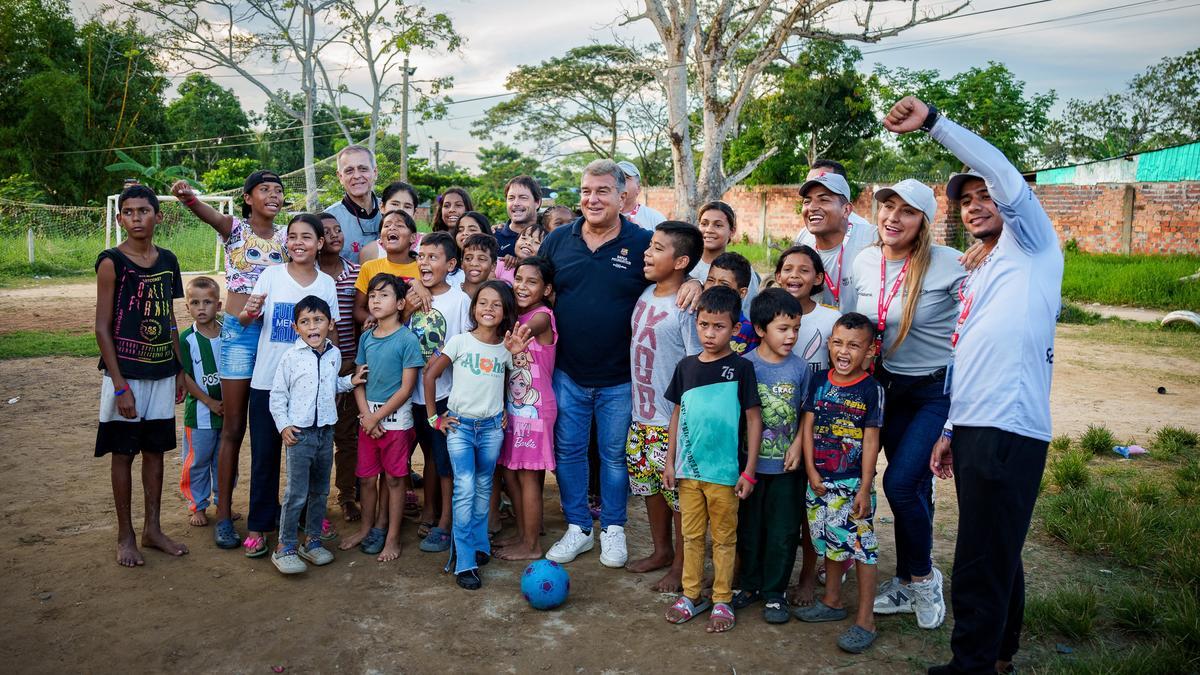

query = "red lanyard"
[876,255,910,357]
[823,221,853,304]
[950,249,992,349]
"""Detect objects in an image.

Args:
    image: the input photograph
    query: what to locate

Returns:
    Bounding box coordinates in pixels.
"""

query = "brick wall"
[642,181,1200,254]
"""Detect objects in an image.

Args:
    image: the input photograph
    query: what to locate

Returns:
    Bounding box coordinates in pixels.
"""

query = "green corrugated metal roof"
[1036,166,1077,184]
[1135,142,1200,181]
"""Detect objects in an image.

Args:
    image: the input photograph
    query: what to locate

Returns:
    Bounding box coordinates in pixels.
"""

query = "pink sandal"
[665,595,713,624]
[707,603,736,633]
[243,535,269,558]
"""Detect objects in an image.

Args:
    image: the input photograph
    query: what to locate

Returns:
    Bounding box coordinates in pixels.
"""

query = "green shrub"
[1152,426,1200,461]
[1050,434,1073,454]
[1128,479,1165,506]
[1050,447,1091,490]
[1080,424,1117,455]
[1109,588,1159,635]
[1024,585,1098,639]
[1058,301,1102,325]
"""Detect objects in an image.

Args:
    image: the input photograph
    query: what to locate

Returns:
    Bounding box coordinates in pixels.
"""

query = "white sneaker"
[909,568,947,629]
[599,525,628,568]
[873,576,914,615]
[545,524,594,564]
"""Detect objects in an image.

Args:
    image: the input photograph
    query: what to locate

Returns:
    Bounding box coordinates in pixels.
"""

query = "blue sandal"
[837,624,878,653]
[214,519,239,549]
[419,527,451,553]
[359,527,387,555]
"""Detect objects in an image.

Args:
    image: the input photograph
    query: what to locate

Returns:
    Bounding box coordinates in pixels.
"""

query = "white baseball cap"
[874,179,937,223]
[946,170,986,202]
[616,160,641,180]
[798,172,852,201]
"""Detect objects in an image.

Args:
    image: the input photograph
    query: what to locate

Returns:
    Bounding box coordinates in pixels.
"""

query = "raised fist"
[883,96,931,135]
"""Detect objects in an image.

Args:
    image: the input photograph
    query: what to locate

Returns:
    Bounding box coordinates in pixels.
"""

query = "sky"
[75,0,1200,170]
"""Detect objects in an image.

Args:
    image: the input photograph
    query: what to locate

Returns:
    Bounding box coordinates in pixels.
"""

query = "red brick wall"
[642,181,1200,254]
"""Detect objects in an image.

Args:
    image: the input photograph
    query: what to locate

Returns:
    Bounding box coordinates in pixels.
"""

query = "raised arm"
[172,180,234,239]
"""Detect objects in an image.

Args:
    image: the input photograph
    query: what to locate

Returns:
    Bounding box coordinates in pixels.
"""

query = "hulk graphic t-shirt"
[409,284,471,405]
[743,349,810,474]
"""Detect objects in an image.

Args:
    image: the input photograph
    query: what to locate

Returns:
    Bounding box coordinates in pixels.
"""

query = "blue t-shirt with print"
[803,369,885,480]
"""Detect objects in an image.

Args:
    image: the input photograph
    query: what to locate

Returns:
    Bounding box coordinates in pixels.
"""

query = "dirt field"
[1,279,1197,673]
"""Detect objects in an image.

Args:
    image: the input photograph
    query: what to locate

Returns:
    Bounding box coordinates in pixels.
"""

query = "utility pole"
[399,56,415,181]
[433,140,440,173]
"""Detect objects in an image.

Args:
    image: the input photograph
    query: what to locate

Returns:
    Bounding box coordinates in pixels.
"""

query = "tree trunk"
[302,4,318,211]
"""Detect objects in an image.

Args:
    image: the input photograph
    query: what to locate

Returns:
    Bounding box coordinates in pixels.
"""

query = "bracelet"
[114,386,128,397]
[941,428,953,440]
[740,471,758,485]
[181,194,198,206]
[428,414,439,428]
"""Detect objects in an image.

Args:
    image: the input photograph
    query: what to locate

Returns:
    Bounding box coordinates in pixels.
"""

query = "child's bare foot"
[142,529,188,557]
[495,544,542,561]
[341,502,361,522]
[652,567,683,593]
[787,579,817,607]
[377,542,402,562]
[627,551,672,574]
[116,535,144,567]
[339,529,367,550]
[492,533,522,549]
[189,509,209,527]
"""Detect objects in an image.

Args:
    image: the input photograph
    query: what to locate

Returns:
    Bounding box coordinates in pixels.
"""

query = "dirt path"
[0,315,1197,671]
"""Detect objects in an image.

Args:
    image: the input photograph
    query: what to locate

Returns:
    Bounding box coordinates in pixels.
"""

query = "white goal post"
[106,193,235,273]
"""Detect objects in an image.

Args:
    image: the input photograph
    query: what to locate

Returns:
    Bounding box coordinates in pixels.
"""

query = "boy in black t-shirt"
[95,185,188,567]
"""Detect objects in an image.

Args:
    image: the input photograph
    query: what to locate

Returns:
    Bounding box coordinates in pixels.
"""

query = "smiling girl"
[432,187,473,232]
[773,245,841,372]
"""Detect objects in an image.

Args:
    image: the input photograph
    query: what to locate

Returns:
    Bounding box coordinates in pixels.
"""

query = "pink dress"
[500,306,557,470]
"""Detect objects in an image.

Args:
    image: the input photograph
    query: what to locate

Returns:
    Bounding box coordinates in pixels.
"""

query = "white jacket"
[269,338,354,432]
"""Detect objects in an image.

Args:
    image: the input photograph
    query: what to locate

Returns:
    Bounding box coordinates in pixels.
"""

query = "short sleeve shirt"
[181,324,222,429]
[630,285,702,426]
[796,303,842,372]
[442,332,513,419]
[355,257,420,292]
[95,247,184,380]
[221,218,288,295]
[803,370,885,480]
[665,353,760,486]
[744,350,810,474]
[409,285,472,405]
[331,258,360,362]
[355,326,425,430]
[248,265,341,390]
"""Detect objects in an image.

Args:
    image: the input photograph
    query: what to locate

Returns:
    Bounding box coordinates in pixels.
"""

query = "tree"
[626,0,962,219]
[1055,48,1200,161]
[470,143,548,223]
[473,44,658,161]
[726,41,878,185]
[165,74,252,173]
[260,91,370,174]
[201,157,261,193]
[105,146,201,192]
[876,61,1055,177]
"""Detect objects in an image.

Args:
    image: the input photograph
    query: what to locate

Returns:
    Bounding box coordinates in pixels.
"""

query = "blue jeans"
[877,368,950,581]
[278,425,334,550]
[444,411,504,574]
[552,370,632,530]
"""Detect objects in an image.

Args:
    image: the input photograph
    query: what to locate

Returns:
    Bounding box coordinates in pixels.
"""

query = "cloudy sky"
[78,0,1200,170]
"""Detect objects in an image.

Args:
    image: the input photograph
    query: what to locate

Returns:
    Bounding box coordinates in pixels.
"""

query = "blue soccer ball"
[521,559,570,610]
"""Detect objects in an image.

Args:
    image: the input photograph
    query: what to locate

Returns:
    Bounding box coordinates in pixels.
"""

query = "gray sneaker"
[299,541,334,566]
[272,548,308,575]
[909,568,947,629]
[873,576,914,615]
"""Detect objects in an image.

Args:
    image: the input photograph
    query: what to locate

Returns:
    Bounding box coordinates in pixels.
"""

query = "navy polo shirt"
[540,216,652,387]
[494,222,521,258]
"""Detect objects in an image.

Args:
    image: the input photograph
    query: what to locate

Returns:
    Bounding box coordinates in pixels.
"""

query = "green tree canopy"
[165,73,251,172]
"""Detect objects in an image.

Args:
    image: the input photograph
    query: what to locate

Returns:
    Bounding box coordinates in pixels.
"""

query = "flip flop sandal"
[665,595,713,624]
[837,625,878,654]
[730,589,761,610]
[708,603,736,632]
[243,535,269,558]
[359,527,387,555]
[795,599,849,623]
[319,518,338,542]
[403,491,421,518]
[214,519,240,549]
[763,598,791,624]
[417,520,435,539]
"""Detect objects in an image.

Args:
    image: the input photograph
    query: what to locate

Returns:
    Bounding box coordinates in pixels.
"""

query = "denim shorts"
[219,311,261,380]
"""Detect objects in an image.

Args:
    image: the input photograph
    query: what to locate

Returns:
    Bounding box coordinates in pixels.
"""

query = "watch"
[920,103,940,133]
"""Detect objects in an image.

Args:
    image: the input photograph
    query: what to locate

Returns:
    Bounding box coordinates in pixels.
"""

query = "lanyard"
[950,248,994,349]
[876,254,910,358]
[823,221,854,305]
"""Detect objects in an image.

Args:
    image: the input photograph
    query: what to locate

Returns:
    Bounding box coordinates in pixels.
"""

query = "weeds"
[1050,447,1091,490]
[1079,424,1117,455]
[1060,251,1200,310]
[1024,585,1098,639]
[1050,434,1073,454]
[1057,301,1102,325]
[1152,426,1200,461]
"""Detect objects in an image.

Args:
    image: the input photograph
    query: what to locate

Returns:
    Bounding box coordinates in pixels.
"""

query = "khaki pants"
[679,478,738,604]
[332,393,359,505]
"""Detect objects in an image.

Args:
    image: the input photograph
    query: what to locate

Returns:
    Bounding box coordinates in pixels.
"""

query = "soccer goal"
[106,193,235,274]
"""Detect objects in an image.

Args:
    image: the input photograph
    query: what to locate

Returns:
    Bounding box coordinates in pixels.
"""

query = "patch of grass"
[1108,588,1159,635]
[1047,642,1199,674]
[1163,591,1200,653]
[1079,424,1117,456]
[1050,434,1073,454]
[1057,301,1102,325]
[1061,251,1200,310]
[1152,426,1200,461]
[0,331,97,359]
[1050,447,1091,490]
[1024,585,1098,639]
[1174,460,1200,501]
[729,241,775,274]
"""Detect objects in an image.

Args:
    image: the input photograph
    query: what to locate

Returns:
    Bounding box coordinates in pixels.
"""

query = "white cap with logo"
[873,179,937,223]
[616,160,641,180]
[798,172,852,201]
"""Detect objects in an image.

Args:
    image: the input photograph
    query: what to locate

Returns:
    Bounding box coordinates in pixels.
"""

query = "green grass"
[1024,585,1098,640]
[0,331,98,359]
[1050,434,1073,453]
[1079,424,1117,456]
[729,240,776,274]
[1061,251,1200,310]
[1152,426,1200,461]
[1057,301,1102,325]
[0,225,220,285]
[1050,447,1092,490]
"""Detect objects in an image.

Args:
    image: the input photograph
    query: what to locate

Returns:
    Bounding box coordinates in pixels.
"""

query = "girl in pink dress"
[494,256,557,561]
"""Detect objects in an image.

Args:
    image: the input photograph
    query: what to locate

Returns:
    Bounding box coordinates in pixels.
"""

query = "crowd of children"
[98,165,940,654]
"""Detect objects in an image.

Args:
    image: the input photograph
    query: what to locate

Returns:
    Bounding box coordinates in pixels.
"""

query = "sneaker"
[456,569,482,590]
[545,524,594,564]
[909,568,947,629]
[272,547,308,575]
[299,541,334,566]
[873,576,914,615]
[599,525,628,568]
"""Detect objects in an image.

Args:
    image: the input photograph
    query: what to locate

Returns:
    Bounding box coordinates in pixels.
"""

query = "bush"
[1050,447,1091,490]
[1050,434,1073,454]
[1024,585,1098,639]
[1058,301,1102,325]
[1152,426,1200,461]
[1080,424,1117,455]
[1109,587,1159,635]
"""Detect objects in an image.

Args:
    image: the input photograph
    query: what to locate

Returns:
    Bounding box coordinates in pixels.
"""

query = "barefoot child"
[495,256,558,561]
[96,185,189,566]
[625,222,703,591]
[339,274,425,561]
[703,252,760,354]
[173,172,286,549]
[775,245,841,372]
[240,214,340,558]
[268,296,364,574]
[796,312,883,654]
[423,281,532,589]
[179,276,225,527]
[733,288,812,622]
[663,286,762,633]
[692,200,760,315]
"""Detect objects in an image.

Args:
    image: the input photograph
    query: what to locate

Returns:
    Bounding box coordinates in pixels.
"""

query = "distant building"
[1033,142,1200,185]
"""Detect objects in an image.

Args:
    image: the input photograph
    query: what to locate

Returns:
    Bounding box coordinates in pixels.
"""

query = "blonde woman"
[850,179,965,631]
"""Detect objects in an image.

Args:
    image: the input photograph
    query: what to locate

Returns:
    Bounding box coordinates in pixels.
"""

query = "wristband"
[428,414,440,428]
[941,428,953,440]
[181,194,198,206]
[114,386,128,397]
[740,471,758,485]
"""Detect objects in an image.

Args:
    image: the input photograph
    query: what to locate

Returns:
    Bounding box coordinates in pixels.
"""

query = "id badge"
[944,353,955,396]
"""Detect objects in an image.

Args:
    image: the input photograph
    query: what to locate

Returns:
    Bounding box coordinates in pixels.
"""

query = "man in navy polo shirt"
[540,159,701,568]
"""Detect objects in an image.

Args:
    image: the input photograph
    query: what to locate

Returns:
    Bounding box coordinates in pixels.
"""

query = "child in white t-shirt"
[775,245,841,372]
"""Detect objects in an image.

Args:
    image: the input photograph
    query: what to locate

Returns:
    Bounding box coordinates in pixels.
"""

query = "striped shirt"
[332,257,361,362]
[181,324,222,429]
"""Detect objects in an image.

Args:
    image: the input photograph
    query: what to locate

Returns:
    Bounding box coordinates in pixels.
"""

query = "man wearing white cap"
[617,160,666,230]
[883,96,1063,675]
[794,169,877,312]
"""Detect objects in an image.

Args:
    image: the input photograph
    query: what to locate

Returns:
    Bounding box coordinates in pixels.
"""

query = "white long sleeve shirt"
[932,117,1063,442]
[269,338,355,432]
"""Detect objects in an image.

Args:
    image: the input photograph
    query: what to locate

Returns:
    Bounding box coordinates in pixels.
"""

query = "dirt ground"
[1,280,1198,674]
